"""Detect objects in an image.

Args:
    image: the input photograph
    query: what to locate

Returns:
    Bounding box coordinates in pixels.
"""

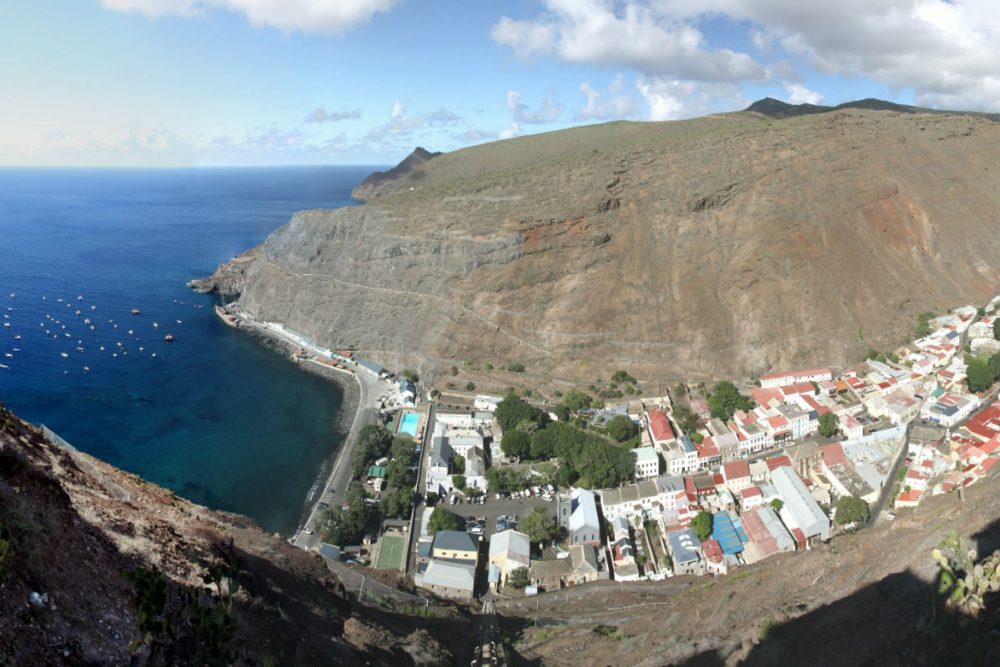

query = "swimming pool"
[399,412,419,437]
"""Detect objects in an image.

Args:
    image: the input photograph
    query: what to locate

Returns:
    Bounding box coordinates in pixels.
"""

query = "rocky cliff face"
[202,105,1000,383]
[0,407,455,666]
[351,147,441,201]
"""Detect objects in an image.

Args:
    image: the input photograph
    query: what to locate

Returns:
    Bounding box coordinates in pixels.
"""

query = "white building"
[760,367,832,389]
[771,466,831,544]
[632,447,660,480]
[474,395,503,412]
[557,488,601,546]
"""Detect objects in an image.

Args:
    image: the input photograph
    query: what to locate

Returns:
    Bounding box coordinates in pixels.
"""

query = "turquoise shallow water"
[0,166,378,533]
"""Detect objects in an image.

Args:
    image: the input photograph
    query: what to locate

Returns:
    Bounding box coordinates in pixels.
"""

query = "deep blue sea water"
[0,166,378,534]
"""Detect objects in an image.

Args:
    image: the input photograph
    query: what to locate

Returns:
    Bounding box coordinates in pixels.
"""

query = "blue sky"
[1,0,997,166]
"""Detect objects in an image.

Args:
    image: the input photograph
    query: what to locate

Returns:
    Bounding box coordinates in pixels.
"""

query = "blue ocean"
[0,166,377,534]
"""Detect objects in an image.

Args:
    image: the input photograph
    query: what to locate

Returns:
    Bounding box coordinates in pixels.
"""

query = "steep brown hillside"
[0,406,455,666]
[199,107,1000,383]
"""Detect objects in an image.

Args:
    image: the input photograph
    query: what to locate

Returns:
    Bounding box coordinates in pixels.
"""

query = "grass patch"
[728,569,753,582]
[594,624,628,641]
[533,628,555,642]
[758,618,776,642]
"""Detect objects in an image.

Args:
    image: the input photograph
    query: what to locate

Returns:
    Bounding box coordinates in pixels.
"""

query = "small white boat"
[153,322,158,328]
[77,295,83,301]
[176,319,182,324]
[2,322,9,328]
[99,346,105,351]
[4,353,12,358]
[60,352,69,358]
[14,335,20,340]
[0,364,8,370]
[83,366,90,373]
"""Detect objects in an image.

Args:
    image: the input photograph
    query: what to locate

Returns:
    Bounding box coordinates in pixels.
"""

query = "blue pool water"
[0,166,379,533]
[399,412,419,437]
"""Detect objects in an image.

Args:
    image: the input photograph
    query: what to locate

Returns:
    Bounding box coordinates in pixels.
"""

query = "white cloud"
[304,107,362,123]
[102,0,399,36]
[578,75,636,120]
[635,77,746,121]
[498,122,522,140]
[784,83,824,105]
[492,1,1000,112]
[364,102,461,144]
[490,0,766,82]
[505,90,563,124]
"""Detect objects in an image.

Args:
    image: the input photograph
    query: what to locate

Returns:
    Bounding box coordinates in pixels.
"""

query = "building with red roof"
[721,460,752,494]
[647,410,676,446]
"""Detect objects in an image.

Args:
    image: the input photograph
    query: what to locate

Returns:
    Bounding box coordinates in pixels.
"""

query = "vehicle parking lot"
[451,493,555,544]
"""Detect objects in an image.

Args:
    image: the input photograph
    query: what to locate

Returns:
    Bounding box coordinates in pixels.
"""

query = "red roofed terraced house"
[721,460,752,495]
[759,367,833,389]
[961,401,1000,442]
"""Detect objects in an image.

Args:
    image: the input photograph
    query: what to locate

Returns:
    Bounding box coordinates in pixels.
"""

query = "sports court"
[375,534,405,570]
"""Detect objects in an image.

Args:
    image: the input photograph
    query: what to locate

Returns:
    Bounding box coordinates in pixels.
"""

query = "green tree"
[989,351,1000,381]
[450,366,459,376]
[465,381,476,391]
[611,370,637,384]
[353,425,394,477]
[671,405,700,435]
[562,389,593,411]
[916,311,935,338]
[707,381,754,421]
[451,474,466,491]
[691,511,713,541]
[495,395,546,432]
[452,454,465,473]
[386,459,414,489]
[994,318,1000,341]
[427,506,463,535]
[401,369,419,381]
[605,415,639,442]
[507,566,530,589]
[380,487,415,519]
[507,362,525,373]
[818,411,839,438]
[967,357,993,393]
[553,404,572,422]
[501,430,531,459]
[834,496,870,525]
[771,498,784,513]
[519,507,560,547]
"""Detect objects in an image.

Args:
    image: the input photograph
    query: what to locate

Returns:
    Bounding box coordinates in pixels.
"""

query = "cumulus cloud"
[635,77,746,121]
[102,0,398,36]
[490,0,766,82]
[493,1,1000,113]
[304,107,362,123]
[364,102,461,144]
[498,122,522,140]
[784,83,824,105]
[505,90,563,124]
[578,75,636,120]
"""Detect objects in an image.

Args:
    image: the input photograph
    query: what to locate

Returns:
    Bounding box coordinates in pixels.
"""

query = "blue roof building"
[711,512,749,555]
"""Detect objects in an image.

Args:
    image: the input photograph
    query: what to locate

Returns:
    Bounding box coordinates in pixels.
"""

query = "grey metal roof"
[666,528,701,564]
[433,530,478,553]
[422,559,475,592]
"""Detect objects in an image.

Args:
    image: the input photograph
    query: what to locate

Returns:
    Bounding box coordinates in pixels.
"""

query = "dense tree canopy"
[561,389,593,412]
[501,430,531,459]
[967,357,994,393]
[605,415,639,442]
[707,381,755,421]
[995,318,1000,341]
[519,507,560,547]
[352,425,394,477]
[834,496,870,525]
[525,421,634,488]
[379,486,414,519]
[495,395,547,433]
[818,411,839,438]
[427,507,463,534]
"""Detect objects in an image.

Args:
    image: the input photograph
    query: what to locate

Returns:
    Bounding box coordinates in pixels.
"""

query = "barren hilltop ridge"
[198,100,1000,384]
